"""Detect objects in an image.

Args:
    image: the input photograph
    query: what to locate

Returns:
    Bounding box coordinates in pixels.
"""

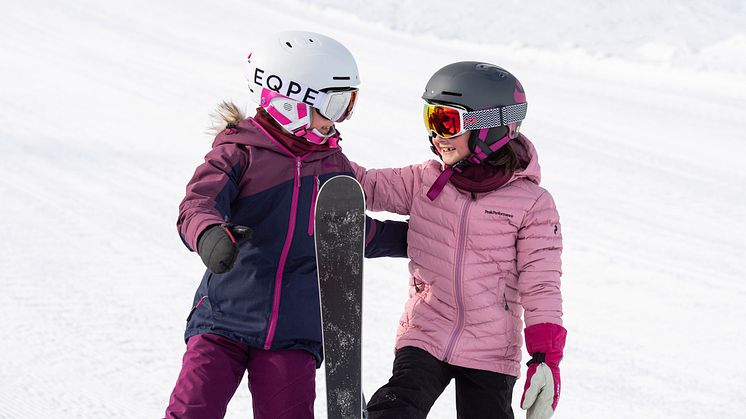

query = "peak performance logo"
[484,209,513,218]
[253,67,320,106]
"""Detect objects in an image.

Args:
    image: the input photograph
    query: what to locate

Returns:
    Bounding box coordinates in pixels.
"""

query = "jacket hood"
[507,134,542,185]
[208,101,342,162]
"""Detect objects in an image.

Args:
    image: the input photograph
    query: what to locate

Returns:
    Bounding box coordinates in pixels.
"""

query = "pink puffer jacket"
[352,135,562,377]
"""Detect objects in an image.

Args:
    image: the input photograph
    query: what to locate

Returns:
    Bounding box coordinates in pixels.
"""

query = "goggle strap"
[501,102,528,125]
[462,102,527,130]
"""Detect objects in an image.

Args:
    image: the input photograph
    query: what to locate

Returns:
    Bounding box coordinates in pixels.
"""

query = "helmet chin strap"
[466,127,513,165]
[426,134,474,201]
[428,133,474,173]
[294,125,340,148]
[427,127,513,201]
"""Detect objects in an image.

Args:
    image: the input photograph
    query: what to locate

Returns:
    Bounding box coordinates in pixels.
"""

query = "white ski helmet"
[245,31,360,145]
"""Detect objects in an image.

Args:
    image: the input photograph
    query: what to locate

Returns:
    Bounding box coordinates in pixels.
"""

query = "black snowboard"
[314,175,367,419]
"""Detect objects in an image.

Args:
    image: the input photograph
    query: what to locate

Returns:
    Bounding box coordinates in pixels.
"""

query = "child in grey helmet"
[352,62,566,419]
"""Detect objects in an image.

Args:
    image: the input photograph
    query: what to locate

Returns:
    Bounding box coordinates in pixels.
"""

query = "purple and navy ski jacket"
[177,117,405,366]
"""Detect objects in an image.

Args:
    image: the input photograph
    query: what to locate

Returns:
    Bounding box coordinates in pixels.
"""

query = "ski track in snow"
[1,0,744,418]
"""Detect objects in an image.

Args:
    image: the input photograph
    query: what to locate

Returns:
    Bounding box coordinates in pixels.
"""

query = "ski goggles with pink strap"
[423,102,527,139]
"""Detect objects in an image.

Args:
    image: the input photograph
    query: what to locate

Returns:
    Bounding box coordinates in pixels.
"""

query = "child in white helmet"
[164,31,406,419]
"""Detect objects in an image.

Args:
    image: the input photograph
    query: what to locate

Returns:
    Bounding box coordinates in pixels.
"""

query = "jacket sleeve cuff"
[524,322,567,356]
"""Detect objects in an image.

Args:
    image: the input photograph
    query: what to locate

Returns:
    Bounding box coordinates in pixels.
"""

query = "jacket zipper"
[443,193,475,362]
[264,156,305,349]
[308,175,320,236]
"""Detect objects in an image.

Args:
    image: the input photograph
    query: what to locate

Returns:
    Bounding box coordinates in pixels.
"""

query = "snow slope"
[295,0,746,74]
[1,0,744,418]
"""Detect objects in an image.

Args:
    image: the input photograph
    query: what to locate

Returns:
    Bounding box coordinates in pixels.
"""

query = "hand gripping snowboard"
[314,175,367,419]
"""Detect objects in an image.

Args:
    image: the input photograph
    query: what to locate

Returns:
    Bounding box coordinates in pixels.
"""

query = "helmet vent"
[332,76,350,80]
[441,91,463,97]
[285,42,293,48]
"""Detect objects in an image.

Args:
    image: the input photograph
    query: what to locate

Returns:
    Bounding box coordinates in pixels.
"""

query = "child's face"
[310,108,334,135]
[433,132,471,165]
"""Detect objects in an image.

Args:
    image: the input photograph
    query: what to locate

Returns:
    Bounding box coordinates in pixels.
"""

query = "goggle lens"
[320,89,358,122]
[423,104,463,139]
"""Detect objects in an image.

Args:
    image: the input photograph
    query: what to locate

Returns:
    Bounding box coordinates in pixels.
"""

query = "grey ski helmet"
[422,61,527,166]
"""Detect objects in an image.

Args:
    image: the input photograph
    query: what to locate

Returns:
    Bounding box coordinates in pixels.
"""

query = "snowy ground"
[1,1,745,418]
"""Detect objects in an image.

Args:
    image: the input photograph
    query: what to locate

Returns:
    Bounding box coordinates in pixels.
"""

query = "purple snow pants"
[164,333,316,419]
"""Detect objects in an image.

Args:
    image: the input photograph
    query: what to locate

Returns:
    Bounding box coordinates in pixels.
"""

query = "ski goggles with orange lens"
[316,88,359,123]
[423,102,528,139]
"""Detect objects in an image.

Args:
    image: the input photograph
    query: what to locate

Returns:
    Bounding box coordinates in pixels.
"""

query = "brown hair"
[484,142,521,172]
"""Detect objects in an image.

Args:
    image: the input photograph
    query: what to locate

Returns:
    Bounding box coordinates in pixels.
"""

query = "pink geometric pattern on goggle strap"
[462,102,527,130]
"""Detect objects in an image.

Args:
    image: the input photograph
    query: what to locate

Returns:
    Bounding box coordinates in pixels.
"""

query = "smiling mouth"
[439,145,456,152]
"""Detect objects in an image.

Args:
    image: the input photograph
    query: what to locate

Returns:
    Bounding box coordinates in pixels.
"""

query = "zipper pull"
[503,293,509,311]
[187,296,208,321]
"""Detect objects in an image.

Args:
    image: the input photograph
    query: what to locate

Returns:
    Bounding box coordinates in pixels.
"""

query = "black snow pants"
[366,346,517,419]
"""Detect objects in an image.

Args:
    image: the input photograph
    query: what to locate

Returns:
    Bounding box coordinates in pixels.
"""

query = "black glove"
[197,223,252,274]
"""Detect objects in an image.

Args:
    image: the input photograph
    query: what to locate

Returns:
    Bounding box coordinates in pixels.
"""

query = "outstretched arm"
[350,161,422,215]
[364,216,408,258]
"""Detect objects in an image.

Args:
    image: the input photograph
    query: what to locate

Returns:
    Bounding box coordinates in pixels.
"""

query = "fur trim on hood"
[207,101,246,136]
